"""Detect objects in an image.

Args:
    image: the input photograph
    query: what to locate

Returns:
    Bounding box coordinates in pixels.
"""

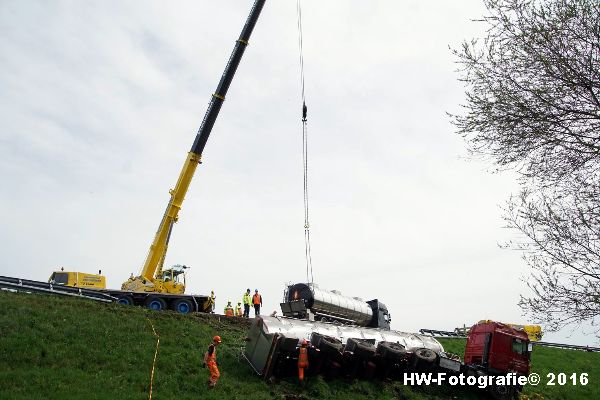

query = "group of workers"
[203,335,310,390]
[223,288,263,318]
[203,289,266,389]
[204,288,309,389]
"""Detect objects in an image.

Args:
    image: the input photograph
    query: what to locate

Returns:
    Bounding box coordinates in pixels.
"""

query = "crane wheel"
[116,295,134,306]
[172,299,194,314]
[145,297,167,311]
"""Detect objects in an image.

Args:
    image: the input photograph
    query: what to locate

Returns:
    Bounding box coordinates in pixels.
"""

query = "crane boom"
[122,0,266,293]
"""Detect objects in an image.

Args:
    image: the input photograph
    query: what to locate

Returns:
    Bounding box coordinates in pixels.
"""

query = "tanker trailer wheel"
[411,348,437,372]
[377,341,407,361]
[145,296,167,311]
[489,383,517,400]
[171,299,194,314]
[116,295,134,306]
[311,333,343,356]
[346,338,376,359]
[320,337,343,356]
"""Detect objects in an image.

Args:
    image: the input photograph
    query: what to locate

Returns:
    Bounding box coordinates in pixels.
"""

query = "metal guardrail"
[419,328,600,352]
[533,341,600,353]
[420,328,466,338]
[0,275,116,303]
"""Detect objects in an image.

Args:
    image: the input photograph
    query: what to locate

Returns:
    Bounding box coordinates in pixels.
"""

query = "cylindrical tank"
[258,316,444,353]
[287,283,374,326]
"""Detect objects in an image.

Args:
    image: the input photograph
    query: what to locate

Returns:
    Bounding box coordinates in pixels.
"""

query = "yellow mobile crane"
[43,1,266,313]
[117,0,266,309]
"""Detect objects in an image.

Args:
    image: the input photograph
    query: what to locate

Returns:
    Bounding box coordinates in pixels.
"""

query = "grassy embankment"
[0,290,597,400]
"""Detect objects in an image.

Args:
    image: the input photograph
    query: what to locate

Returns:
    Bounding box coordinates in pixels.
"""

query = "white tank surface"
[260,316,444,353]
[286,283,374,326]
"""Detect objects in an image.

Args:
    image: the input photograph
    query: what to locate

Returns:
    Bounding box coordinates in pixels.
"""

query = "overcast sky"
[0,0,593,345]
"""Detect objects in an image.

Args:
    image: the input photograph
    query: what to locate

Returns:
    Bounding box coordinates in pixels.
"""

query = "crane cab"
[156,264,187,294]
[121,264,188,294]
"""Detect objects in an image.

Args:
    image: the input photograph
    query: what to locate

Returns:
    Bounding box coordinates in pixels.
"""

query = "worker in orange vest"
[298,339,309,385]
[252,289,262,316]
[224,301,234,317]
[204,335,222,389]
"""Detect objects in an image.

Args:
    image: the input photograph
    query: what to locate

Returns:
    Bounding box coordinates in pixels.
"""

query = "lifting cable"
[297,0,314,285]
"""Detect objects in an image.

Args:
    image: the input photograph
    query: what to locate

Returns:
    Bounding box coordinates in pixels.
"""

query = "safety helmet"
[301,339,308,346]
[247,288,250,292]
[255,289,258,292]
[213,335,222,343]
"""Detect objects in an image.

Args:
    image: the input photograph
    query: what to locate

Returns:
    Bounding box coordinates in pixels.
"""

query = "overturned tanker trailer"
[280,283,391,329]
[243,316,460,381]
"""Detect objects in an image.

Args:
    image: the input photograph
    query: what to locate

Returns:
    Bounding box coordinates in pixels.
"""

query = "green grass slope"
[0,290,597,400]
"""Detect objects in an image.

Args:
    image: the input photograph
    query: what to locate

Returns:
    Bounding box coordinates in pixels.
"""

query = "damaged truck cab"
[464,321,531,381]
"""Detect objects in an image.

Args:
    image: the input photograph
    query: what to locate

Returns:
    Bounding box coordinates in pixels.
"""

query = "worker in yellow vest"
[209,290,216,313]
[242,288,252,318]
[224,301,234,317]
[235,302,243,317]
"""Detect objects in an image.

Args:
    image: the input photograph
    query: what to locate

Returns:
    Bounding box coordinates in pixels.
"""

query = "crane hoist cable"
[297,0,314,285]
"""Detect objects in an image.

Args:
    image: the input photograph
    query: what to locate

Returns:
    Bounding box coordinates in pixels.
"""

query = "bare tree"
[506,175,600,332]
[452,0,600,334]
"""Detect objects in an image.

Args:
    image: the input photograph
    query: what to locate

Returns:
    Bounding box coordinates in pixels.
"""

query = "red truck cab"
[464,321,531,376]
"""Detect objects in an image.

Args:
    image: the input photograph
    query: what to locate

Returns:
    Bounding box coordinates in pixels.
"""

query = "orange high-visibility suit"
[298,342,309,383]
[224,306,234,317]
[204,344,220,387]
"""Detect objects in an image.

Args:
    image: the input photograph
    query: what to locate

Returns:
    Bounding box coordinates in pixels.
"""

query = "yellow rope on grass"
[147,318,160,400]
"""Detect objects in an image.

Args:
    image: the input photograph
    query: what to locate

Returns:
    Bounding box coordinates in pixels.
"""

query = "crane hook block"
[302,102,307,122]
